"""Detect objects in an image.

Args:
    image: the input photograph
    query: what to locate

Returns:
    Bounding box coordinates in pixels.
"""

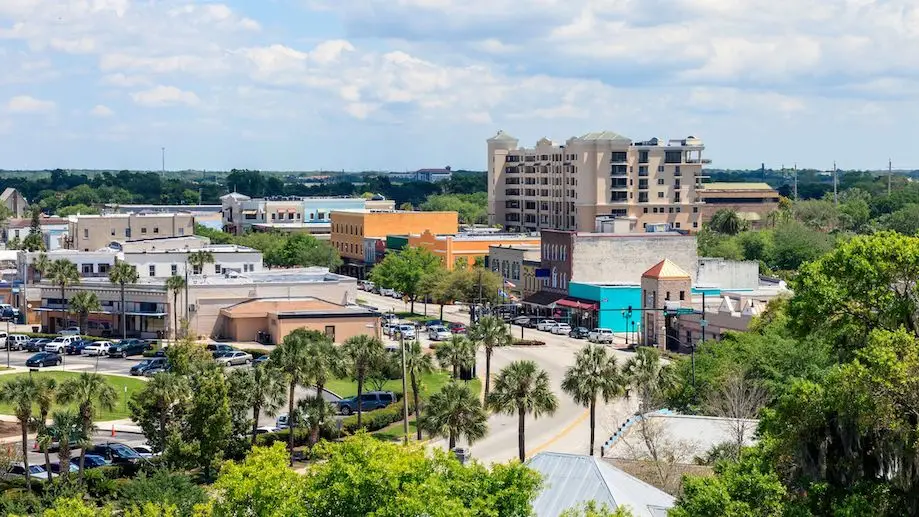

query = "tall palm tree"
[623,347,675,415]
[69,291,101,337]
[304,335,346,443]
[342,334,385,428]
[32,252,51,282]
[404,340,434,440]
[48,259,79,333]
[37,409,85,483]
[165,275,187,340]
[58,373,117,479]
[469,315,512,398]
[562,344,626,456]
[487,360,559,462]
[270,329,314,464]
[707,209,744,235]
[0,377,38,485]
[188,250,216,276]
[34,377,57,478]
[108,261,139,340]
[133,372,188,452]
[295,395,337,447]
[419,380,488,450]
[248,365,285,445]
[435,335,476,379]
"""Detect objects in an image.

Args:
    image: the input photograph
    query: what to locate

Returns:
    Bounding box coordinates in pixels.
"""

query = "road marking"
[526,409,589,458]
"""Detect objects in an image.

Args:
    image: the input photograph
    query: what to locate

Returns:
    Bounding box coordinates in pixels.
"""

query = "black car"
[253,355,269,366]
[108,339,147,358]
[130,357,167,376]
[25,338,51,352]
[65,339,91,355]
[569,327,590,339]
[85,443,145,468]
[71,454,110,469]
[26,352,61,367]
[153,348,167,357]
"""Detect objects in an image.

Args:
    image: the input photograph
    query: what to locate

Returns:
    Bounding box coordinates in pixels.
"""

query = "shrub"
[512,339,545,346]
[117,469,207,515]
[241,348,267,359]
[83,466,123,501]
[340,398,415,435]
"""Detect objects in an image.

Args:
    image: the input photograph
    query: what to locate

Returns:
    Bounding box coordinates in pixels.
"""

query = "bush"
[512,339,545,346]
[241,348,267,359]
[83,466,123,501]
[117,469,207,515]
[340,398,415,435]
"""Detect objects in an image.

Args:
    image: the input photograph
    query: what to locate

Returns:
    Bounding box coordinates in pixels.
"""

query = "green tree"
[68,291,100,337]
[129,372,188,453]
[211,442,306,516]
[487,360,559,462]
[342,334,385,428]
[270,328,315,463]
[47,258,79,333]
[165,275,186,340]
[562,344,626,456]
[707,209,745,235]
[880,203,919,235]
[839,197,871,233]
[117,469,207,516]
[419,379,488,450]
[187,367,232,480]
[37,409,86,483]
[793,198,839,231]
[469,315,512,398]
[56,204,100,216]
[188,250,215,276]
[435,335,476,379]
[623,347,674,414]
[419,271,452,320]
[420,193,487,225]
[771,220,834,271]
[58,372,118,479]
[108,261,139,340]
[371,246,443,314]
[0,376,38,484]
[404,340,434,440]
[34,377,57,478]
[303,335,346,443]
[32,251,51,281]
[22,205,45,251]
[295,395,338,447]
[560,501,635,517]
[268,233,342,269]
[242,364,285,445]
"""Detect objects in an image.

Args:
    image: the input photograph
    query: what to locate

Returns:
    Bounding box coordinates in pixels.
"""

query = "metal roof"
[577,131,631,142]
[528,452,674,517]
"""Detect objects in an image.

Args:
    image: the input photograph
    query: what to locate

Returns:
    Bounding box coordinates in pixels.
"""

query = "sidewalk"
[0,416,142,444]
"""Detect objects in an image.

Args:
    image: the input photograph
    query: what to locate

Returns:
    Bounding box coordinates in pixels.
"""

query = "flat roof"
[62,267,351,287]
[221,297,376,319]
[699,182,776,191]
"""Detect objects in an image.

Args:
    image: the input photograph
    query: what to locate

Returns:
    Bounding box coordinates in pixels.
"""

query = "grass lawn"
[325,371,481,400]
[373,419,421,443]
[0,372,146,421]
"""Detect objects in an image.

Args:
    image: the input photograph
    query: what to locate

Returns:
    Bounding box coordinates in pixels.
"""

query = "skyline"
[0,1,917,171]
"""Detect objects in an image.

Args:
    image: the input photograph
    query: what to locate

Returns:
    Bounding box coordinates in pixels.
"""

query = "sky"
[0,0,917,172]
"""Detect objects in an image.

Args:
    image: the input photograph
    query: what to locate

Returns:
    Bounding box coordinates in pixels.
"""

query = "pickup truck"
[588,328,615,344]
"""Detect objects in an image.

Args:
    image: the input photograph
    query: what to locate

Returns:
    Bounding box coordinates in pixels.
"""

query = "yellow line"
[526,409,589,458]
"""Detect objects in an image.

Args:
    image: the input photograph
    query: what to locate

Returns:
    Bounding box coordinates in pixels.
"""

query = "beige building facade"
[67,213,195,251]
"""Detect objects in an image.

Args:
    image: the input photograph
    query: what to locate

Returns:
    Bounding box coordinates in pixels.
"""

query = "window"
[639,150,649,163]
[153,227,159,234]
[141,227,147,234]
[83,228,89,238]
[665,291,671,301]
[638,179,648,189]
[638,166,648,176]
[81,264,93,274]
[693,222,699,228]
[679,291,685,301]
[271,213,276,220]
[98,263,110,274]
[324,326,336,341]
[675,222,681,229]
[668,207,674,213]
[674,166,681,175]
[675,179,681,188]
[665,150,682,164]
[149,265,156,276]
[610,152,627,163]
[658,165,665,172]
[643,207,648,214]
[638,192,649,203]
[658,192,665,198]
[171,264,178,275]
[215,264,222,275]
[193,265,202,275]
[317,212,325,220]
[657,178,665,185]
[693,207,699,213]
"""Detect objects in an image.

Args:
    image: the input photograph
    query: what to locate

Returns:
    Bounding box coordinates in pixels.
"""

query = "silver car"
[215,351,253,366]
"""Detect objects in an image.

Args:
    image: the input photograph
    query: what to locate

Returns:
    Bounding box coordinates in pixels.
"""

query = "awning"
[522,291,566,307]
[287,208,297,213]
[242,210,257,215]
[556,298,599,311]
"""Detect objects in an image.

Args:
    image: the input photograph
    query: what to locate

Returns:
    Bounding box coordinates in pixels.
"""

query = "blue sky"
[0,0,917,171]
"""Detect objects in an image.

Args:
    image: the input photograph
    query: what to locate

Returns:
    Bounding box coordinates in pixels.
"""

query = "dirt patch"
[0,421,20,439]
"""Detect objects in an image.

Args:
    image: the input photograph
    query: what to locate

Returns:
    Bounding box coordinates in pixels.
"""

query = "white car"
[394,324,416,340]
[427,326,452,341]
[536,320,558,332]
[131,445,160,459]
[588,328,615,344]
[58,327,81,336]
[379,288,396,297]
[6,334,29,351]
[216,351,253,366]
[551,323,572,335]
[382,322,400,336]
[44,336,79,353]
[82,340,115,356]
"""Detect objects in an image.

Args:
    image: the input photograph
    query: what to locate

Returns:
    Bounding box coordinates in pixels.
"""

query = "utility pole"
[400,330,408,445]
[889,158,893,196]
[161,147,165,176]
[832,161,838,207]
[793,163,798,201]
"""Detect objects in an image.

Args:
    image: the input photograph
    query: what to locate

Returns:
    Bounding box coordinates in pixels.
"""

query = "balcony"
[686,158,713,164]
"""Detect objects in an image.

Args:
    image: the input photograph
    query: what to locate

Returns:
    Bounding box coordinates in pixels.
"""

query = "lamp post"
[400,326,409,445]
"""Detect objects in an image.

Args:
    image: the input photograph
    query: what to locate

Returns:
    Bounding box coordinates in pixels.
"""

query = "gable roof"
[0,188,17,201]
[528,452,674,517]
[642,259,690,280]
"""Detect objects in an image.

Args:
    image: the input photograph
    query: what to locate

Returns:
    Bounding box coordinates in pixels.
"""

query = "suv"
[569,327,590,339]
[588,328,615,344]
[130,357,167,376]
[45,335,80,353]
[6,334,29,351]
[206,343,236,358]
[85,443,146,472]
[393,324,416,340]
[108,339,147,358]
[83,340,114,357]
[25,338,51,352]
[536,320,558,332]
[335,391,395,415]
[0,304,19,321]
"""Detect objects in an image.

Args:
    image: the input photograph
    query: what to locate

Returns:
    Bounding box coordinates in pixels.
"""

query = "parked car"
[569,327,590,339]
[215,351,253,366]
[390,290,403,299]
[49,462,79,474]
[335,391,395,415]
[276,414,290,429]
[427,325,452,341]
[393,324,416,340]
[70,454,111,470]
[131,445,159,459]
[108,339,147,358]
[551,323,572,335]
[58,327,82,336]
[379,287,396,297]
[6,334,29,351]
[447,322,467,334]
[382,322,401,337]
[85,443,146,468]
[588,328,615,344]
[381,313,398,323]
[82,340,114,357]
[4,463,53,481]
[26,352,62,367]
[44,335,80,353]
[358,280,375,291]
[130,357,167,376]
[206,343,235,358]
[536,320,558,332]
[65,339,92,355]
[423,319,444,330]
[0,304,19,321]
[253,355,269,366]
[25,338,51,352]
[512,316,532,327]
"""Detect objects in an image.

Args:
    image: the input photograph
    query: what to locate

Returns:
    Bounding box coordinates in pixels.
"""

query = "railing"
[599,409,674,457]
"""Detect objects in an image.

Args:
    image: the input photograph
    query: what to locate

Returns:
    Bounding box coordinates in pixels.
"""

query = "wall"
[331,211,459,262]
[569,282,641,332]
[572,234,698,285]
[540,230,575,294]
[696,258,759,290]
[274,315,380,345]
[70,214,195,251]
[125,249,263,279]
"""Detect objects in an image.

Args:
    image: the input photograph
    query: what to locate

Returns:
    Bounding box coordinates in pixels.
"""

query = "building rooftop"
[528,452,674,517]
[699,182,776,192]
[577,131,631,142]
[488,130,518,143]
[643,259,691,280]
[63,267,350,287]
[220,297,374,318]
[604,414,758,462]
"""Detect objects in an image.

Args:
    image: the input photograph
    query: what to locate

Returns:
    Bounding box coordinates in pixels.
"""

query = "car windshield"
[110,444,141,458]
[29,465,45,473]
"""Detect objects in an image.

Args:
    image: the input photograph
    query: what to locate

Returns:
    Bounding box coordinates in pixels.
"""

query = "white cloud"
[7,95,55,113]
[90,104,114,117]
[100,73,150,88]
[130,86,200,107]
[310,40,355,65]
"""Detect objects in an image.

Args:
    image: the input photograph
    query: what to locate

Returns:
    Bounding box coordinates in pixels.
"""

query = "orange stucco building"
[408,230,541,271]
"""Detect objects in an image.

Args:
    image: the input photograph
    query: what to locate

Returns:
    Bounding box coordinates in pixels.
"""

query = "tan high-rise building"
[487,130,711,232]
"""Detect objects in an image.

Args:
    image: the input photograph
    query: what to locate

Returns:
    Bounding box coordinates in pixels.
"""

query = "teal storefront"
[567,282,642,334]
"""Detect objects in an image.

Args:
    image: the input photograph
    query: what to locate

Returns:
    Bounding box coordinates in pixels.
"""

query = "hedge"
[241,348,267,359]
[19,332,110,342]
[512,339,546,346]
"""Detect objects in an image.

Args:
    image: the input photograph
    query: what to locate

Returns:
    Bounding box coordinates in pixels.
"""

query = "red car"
[448,322,467,334]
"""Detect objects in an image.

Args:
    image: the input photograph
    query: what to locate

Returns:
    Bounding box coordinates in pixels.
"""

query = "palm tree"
[342,334,385,428]
[248,365,286,445]
[135,372,188,452]
[419,380,488,450]
[435,335,476,379]
[562,344,626,456]
[469,315,512,398]
[707,209,745,235]
[108,261,139,340]
[37,409,85,483]
[270,329,314,464]
[32,252,51,282]
[58,373,117,479]
[295,395,337,447]
[0,377,38,485]
[404,340,434,440]
[188,250,216,276]
[304,336,346,444]
[69,291,101,337]
[48,259,79,333]
[487,360,559,462]
[623,347,675,415]
[34,377,57,478]
[165,275,186,340]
